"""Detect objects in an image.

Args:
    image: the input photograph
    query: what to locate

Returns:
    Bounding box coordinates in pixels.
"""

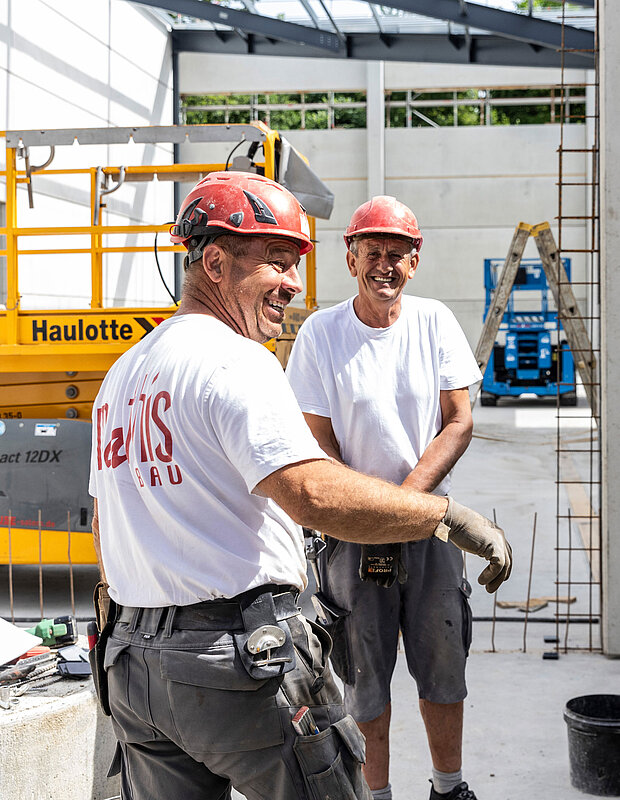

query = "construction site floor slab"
[3,391,617,800]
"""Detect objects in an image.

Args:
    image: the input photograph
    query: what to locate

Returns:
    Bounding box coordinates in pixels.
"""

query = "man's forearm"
[91,499,107,584]
[401,420,472,493]
[257,459,448,543]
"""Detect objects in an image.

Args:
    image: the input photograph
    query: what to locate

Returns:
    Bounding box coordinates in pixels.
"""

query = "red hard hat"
[344,196,423,251]
[170,171,313,259]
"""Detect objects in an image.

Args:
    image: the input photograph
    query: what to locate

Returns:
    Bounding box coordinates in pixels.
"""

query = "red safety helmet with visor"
[170,171,313,267]
[344,195,423,252]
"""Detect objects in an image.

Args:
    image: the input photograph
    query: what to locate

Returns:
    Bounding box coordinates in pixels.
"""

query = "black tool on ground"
[56,644,91,678]
[26,615,78,647]
[544,635,560,644]
[57,644,89,663]
[58,661,92,678]
[543,651,559,660]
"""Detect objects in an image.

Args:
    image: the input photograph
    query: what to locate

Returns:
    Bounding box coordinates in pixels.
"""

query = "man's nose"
[378,253,392,271]
[282,264,304,295]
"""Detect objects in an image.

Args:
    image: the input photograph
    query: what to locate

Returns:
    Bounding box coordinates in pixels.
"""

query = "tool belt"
[116,584,299,632]
[91,584,300,717]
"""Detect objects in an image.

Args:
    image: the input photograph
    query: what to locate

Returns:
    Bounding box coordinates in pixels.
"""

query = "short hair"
[182,233,251,293]
[349,233,419,257]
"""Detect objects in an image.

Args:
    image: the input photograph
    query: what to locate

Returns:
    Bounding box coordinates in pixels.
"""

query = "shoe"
[429,781,477,800]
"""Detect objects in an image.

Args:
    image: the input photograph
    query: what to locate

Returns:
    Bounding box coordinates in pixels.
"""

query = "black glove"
[359,543,408,588]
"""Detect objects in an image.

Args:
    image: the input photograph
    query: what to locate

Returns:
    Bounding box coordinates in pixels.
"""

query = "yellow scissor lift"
[0,122,326,565]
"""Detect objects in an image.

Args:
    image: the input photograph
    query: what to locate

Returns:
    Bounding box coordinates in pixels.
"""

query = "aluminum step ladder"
[472,221,598,420]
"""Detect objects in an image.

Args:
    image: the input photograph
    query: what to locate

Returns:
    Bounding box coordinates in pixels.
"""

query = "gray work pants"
[104,598,372,800]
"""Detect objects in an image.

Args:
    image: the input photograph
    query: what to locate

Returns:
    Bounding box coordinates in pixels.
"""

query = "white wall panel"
[179,52,589,95]
[0,0,174,310]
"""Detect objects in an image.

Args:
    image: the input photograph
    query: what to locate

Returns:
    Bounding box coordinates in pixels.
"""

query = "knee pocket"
[293,714,370,800]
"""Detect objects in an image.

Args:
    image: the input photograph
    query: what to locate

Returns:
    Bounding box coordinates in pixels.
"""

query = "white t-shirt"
[89,314,326,607]
[286,295,482,495]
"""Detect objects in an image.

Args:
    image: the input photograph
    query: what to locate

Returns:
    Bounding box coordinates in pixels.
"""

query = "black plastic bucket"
[564,695,620,796]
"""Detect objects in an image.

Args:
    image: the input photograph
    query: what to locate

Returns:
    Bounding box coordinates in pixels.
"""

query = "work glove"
[437,497,512,593]
[359,543,408,588]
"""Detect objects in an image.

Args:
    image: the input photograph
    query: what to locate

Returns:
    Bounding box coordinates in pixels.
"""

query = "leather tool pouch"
[311,591,354,686]
[88,581,118,717]
[233,592,297,681]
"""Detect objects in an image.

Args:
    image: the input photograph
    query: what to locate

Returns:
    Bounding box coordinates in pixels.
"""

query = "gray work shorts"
[103,590,372,800]
[318,537,473,722]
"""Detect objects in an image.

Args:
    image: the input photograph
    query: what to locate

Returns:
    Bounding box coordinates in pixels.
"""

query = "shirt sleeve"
[437,304,483,390]
[207,344,328,492]
[285,321,332,417]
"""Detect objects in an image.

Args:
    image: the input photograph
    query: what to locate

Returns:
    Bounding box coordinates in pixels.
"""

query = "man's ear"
[202,244,225,283]
[346,249,358,278]
[408,252,420,280]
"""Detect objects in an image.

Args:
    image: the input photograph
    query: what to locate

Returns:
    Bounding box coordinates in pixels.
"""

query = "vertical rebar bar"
[38,508,44,619]
[67,510,75,616]
[522,512,538,654]
[564,508,573,652]
[491,508,498,653]
[8,509,14,624]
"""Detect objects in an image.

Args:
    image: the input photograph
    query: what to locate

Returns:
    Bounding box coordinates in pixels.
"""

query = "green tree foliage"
[515,1,580,8]
[182,86,584,130]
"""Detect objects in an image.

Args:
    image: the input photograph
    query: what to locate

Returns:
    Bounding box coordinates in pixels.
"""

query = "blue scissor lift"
[480,258,577,406]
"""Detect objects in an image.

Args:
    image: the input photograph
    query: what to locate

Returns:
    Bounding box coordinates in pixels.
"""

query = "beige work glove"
[435,497,512,593]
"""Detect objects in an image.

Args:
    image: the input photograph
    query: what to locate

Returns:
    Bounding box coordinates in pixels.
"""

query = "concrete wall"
[0,686,119,800]
[179,53,591,347]
[600,0,620,657]
[0,0,175,310]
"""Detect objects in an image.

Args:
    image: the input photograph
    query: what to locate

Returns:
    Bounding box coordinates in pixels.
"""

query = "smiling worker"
[286,196,487,800]
[90,177,509,800]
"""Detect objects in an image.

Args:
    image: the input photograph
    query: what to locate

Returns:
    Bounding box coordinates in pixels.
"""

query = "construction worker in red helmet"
[287,195,494,800]
[90,175,510,800]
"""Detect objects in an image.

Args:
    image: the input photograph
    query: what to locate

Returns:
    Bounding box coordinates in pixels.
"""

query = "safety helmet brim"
[170,171,313,257]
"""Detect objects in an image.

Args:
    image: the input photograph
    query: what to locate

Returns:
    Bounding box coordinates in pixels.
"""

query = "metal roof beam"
[173,29,593,67]
[317,0,345,42]
[365,0,594,52]
[131,0,343,53]
[368,2,395,47]
[298,0,321,28]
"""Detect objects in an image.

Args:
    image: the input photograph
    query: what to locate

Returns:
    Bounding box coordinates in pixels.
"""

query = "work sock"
[371,782,392,800]
[431,768,463,795]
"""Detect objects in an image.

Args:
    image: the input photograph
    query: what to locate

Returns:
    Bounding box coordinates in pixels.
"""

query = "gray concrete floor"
[3,390,618,799]
[387,391,613,800]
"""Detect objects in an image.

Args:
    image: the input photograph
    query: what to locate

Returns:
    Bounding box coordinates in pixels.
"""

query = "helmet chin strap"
[184,235,214,270]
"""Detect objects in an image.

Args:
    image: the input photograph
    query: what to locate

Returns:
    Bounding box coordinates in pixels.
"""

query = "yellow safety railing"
[0,122,317,381]
[0,122,319,565]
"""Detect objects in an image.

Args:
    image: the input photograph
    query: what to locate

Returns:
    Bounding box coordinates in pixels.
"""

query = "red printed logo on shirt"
[95,372,183,488]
